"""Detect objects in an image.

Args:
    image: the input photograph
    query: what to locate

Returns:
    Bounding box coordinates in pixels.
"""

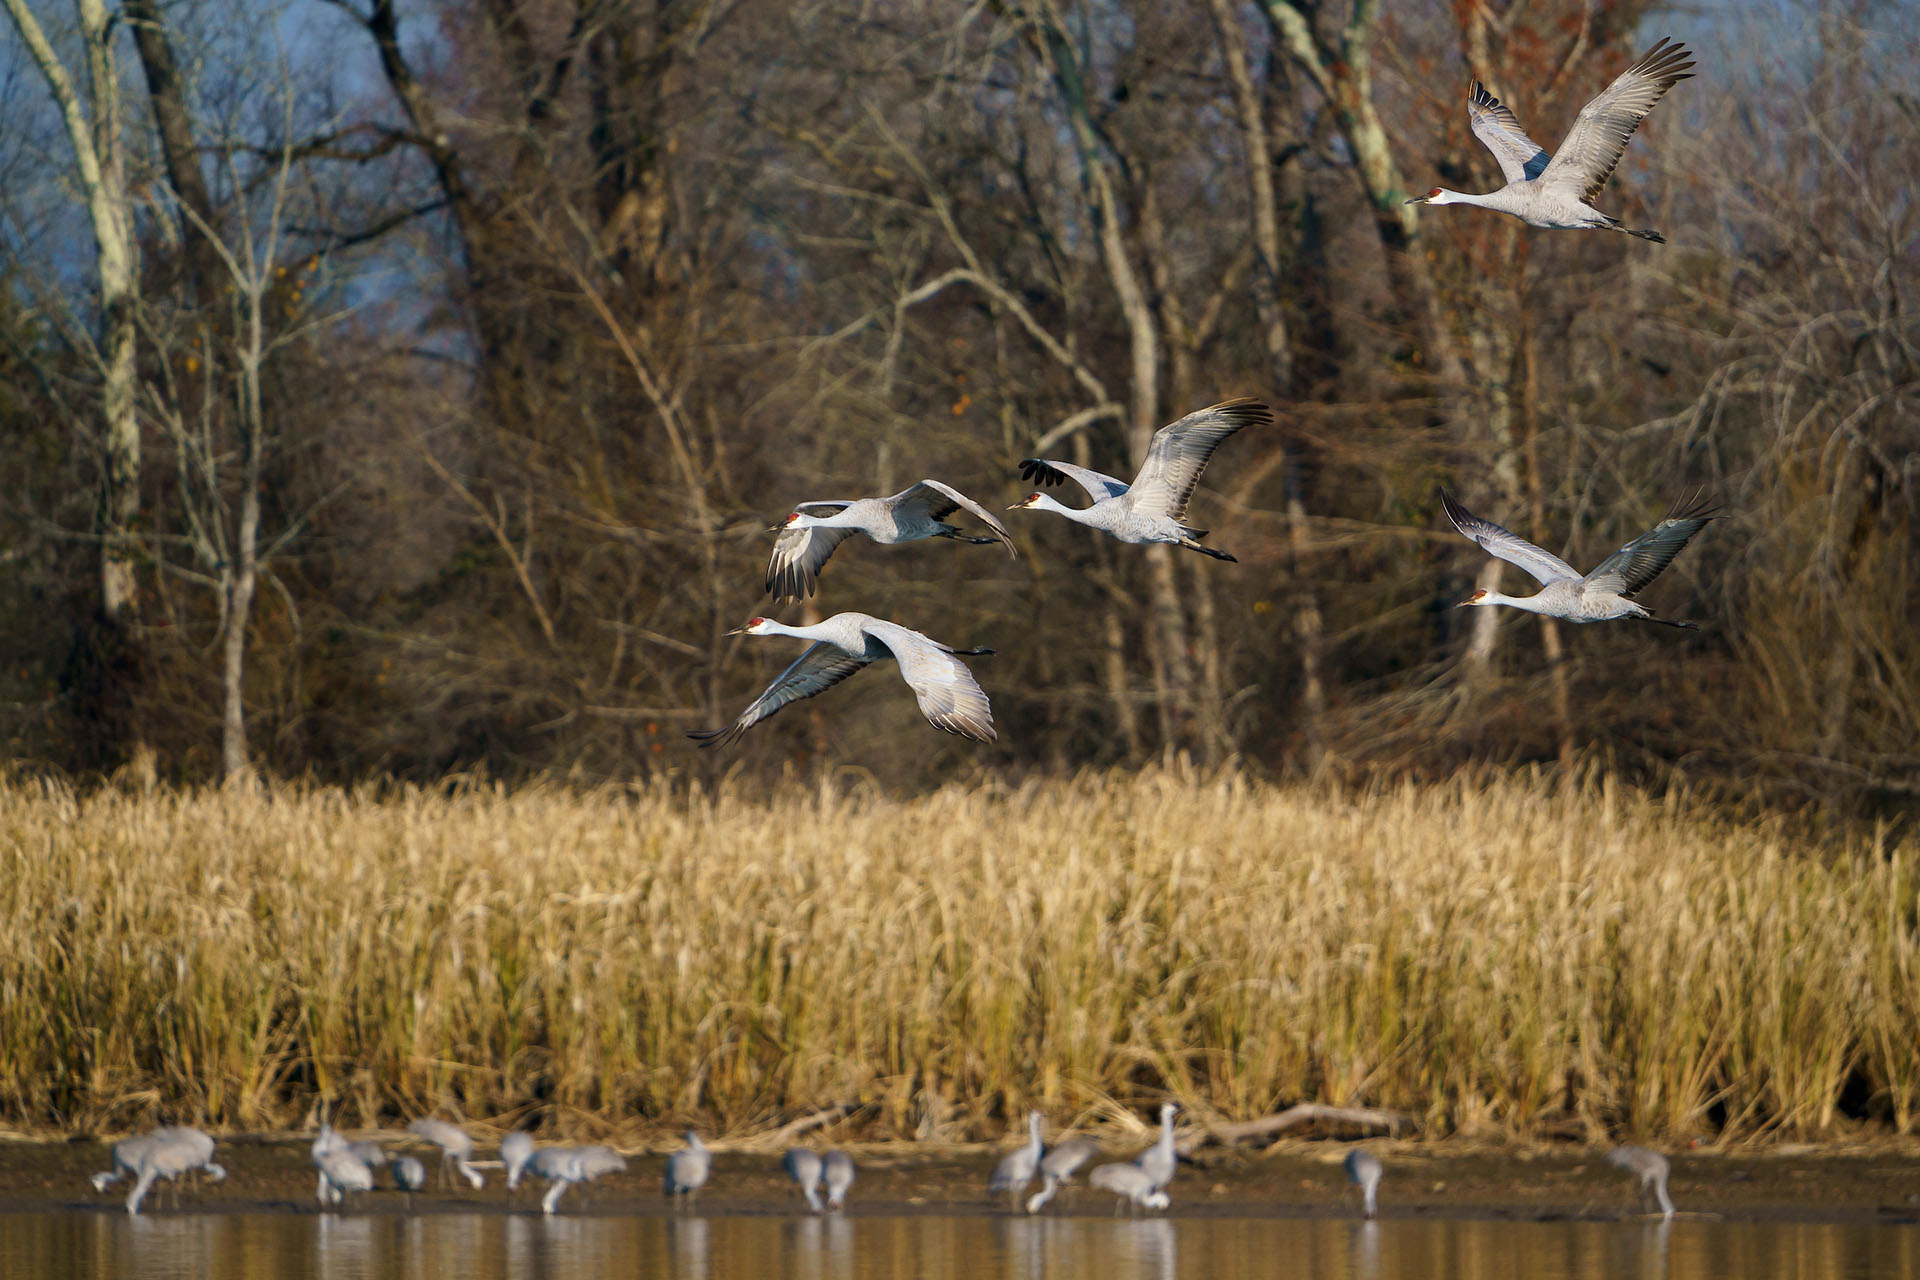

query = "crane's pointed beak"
[725,624,750,636]
[1405,194,1431,205]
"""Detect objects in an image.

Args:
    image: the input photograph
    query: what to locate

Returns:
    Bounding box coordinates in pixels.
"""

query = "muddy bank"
[5,1137,1918,1223]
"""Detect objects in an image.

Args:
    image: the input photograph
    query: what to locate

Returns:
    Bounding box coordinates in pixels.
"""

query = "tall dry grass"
[0,768,1913,1142]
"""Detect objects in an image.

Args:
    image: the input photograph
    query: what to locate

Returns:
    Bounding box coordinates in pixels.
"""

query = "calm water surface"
[2,1213,1915,1280]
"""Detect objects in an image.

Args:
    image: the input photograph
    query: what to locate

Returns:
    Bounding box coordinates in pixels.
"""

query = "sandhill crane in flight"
[1345,1149,1384,1219]
[1441,490,1718,627]
[1010,400,1272,561]
[987,1110,1045,1209]
[1607,1145,1676,1218]
[1407,38,1694,242]
[821,1150,856,1210]
[688,613,995,748]
[767,480,1017,600]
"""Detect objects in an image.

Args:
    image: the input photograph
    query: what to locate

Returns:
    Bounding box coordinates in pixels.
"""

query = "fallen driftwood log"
[1194,1104,1412,1151]
[738,1105,853,1153]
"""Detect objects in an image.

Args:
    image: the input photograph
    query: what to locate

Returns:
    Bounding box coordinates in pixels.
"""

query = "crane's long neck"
[755,619,838,643]
[1476,590,1555,616]
[1028,1113,1044,1154]
[1431,186,1522,214]
[1029,493,1098,524]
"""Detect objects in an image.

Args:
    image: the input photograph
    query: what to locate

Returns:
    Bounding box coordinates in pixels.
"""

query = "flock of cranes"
[89,1117,1681,1223]
[81,33,1706,1241]
[689,37,1713,751]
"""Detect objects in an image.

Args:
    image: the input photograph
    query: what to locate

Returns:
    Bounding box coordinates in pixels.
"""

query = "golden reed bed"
[1,768,1913,1143]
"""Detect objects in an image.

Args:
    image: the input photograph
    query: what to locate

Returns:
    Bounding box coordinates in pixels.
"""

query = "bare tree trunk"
[1209,0,1292,391]
[124,0,220,302]
[5,0,146,766]
[1255,0,1464,385]
[1461,315,1520,683]
[1519,315,1574,773]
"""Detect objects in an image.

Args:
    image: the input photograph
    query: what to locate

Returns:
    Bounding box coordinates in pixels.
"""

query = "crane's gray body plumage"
[1345,1149,1384,1219]
[821,1150,855,1210]
[783,1147,825,1212]
[93,1126,225,1215]
[1411,39,1694,240]
[689,612,995,748]
[532,1143,628,1214]
[767,479,1016,600]
[664,1131,711,1207]
[1089,1162,1169,1213]
[1607,1144,1676,1218]
[501,1130,536,1190]
[1134,1102,1180,1192]
[1024,1136,1100,1213]
[408,1118,486,1189]
[1443,489,1718,625]
[987,1110,1045,1203]
[1013,400,1271,559]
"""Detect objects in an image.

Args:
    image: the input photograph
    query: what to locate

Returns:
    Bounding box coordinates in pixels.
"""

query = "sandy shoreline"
[5,1138,1917,1224]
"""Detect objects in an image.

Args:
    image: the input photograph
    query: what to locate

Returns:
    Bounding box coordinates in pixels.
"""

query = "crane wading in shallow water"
[1010,400,1272,561]
[689,613,996,748]
[1607,1145,1677,1218]
[987,1111,1045,1209]
[766,479,1016,601]
[1442,490,1719,627]
[1345,1149,1383,1220]
[1407,38,1694,242]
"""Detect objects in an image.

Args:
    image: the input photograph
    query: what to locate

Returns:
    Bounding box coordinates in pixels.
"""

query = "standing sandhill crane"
[821,1150,856,1211]
[1345,1149,1384,1220]
[315,1147,375,1208]
[391,1155,426,1193]
[688,613,995,749]
[1606,1145,1676,1218]
[782,1148,825,1213]
[1089,1162,1170,1213]
[407,1118,485,1189]
[92,1127,225,1215]
[530,1144,628,1214]
[1134,1102,1180,1193]
[1441,490,1718,627]
[987,1111,1045,1209]
[1010,400,1272,561]
[766,480,1017,600]
[664,1131,712,1208]
[501,1130,536,1191]
[1407,38,1695,242]
[1024,1136,1100,1213]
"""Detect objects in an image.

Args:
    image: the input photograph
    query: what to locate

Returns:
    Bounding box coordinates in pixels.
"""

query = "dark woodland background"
[1,0,1913,815]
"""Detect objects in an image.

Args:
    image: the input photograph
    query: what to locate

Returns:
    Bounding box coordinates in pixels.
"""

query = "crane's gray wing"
[891,479,1019,555]
[862,621,997,743]
[1582,493,1719,598]
[1468,82,1551,184]
[687,642,871,749]
[767,502,860,600]
[1440,489,1581,585]
[1540,38,1694,203]
[1019,458,1130,503]
[1126,399,1272,521]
